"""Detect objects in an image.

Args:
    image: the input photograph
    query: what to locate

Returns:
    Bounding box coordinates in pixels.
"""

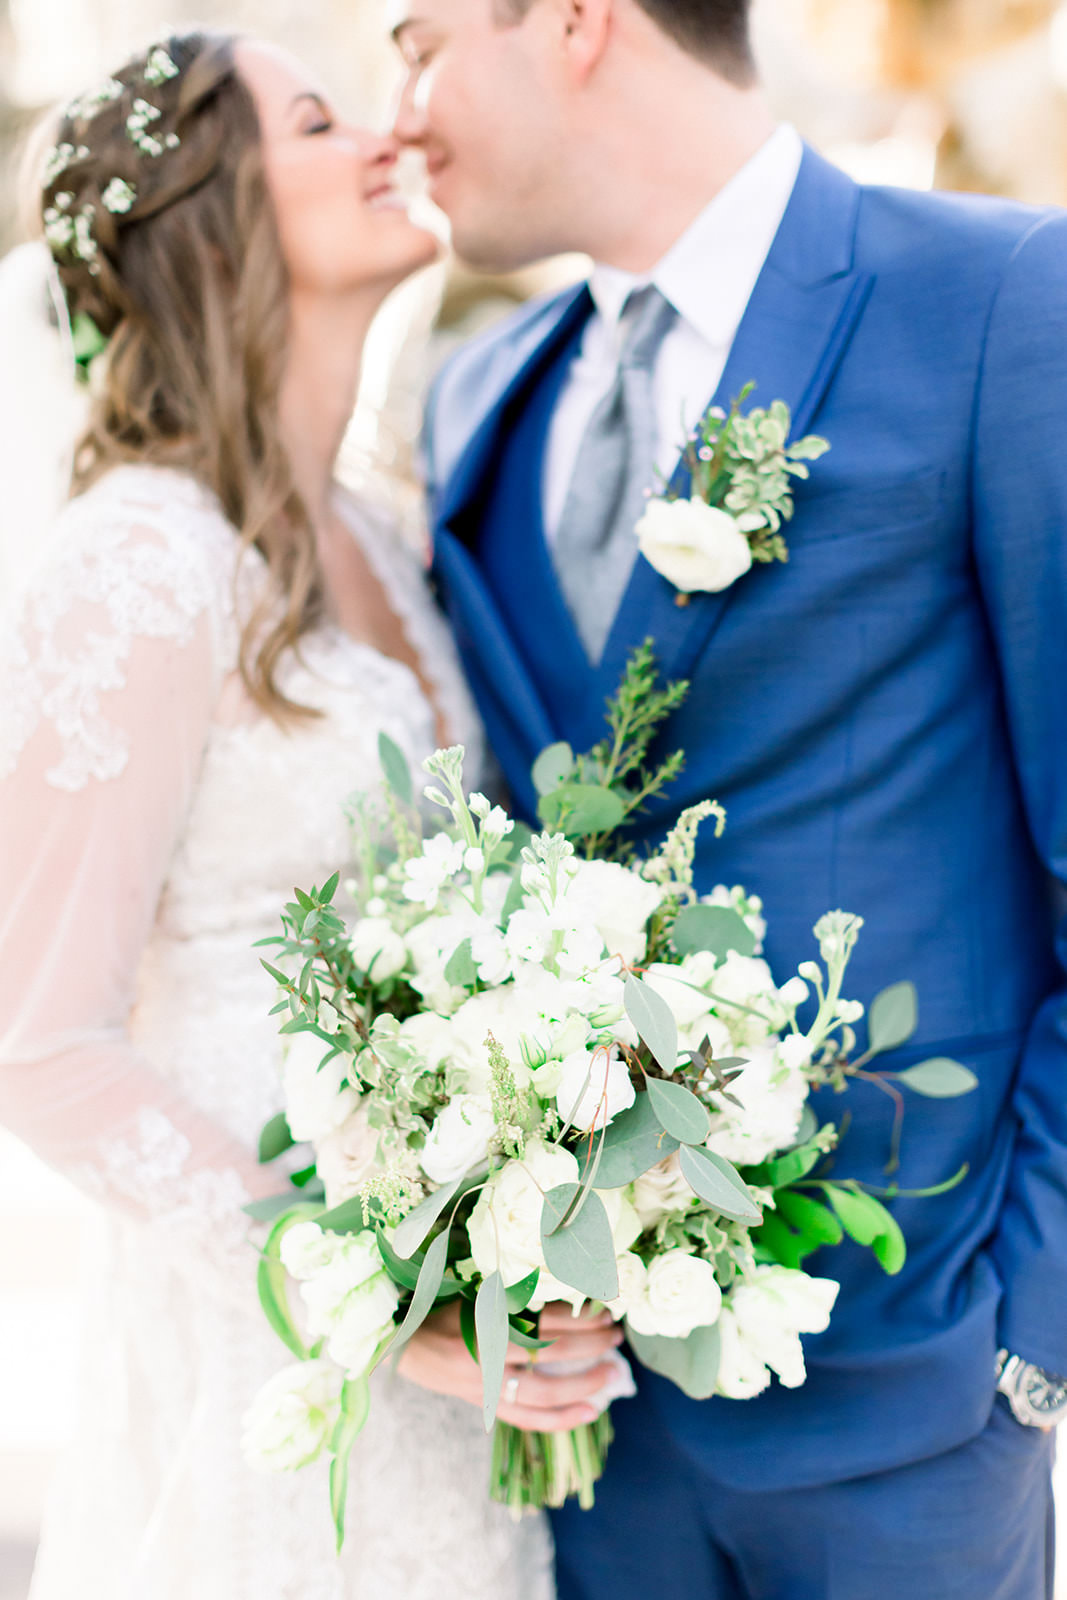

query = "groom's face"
[390,0,572,269]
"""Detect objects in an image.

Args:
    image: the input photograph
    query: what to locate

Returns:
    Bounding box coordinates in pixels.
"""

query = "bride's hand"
[397,1300,625,1433]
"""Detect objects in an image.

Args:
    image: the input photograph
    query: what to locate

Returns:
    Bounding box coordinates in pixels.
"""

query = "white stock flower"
[403,835,466,909]
[350,916,408,982]
[625,1250,723,1339]
[555,1045,636,1133]
[420,1094,496,1184]
[641,962,733,1055]
[316,1102,381,1207]
[282,1031,359,1145]
[630,1152,698,1230]
[467,1139,579,1286]
[241,1360,343,1473]
[708,951,784,1049]
[705,1040,810,1166]
[636,498,753,594]
[716,1266,839,1399]
[562,860,663,966]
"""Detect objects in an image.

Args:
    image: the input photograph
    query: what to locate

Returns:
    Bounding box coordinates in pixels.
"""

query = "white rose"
[555,1045,636,1133]
[279,1221,339,1280]
[717,1266,839,1398]
[636,498,753,594]
[629,1152,697,1230]
[420,1094,496,1184]
[397,1010,456,1072]
[350,916,408,982]
[562,860,663,966]
[467,1139,579,1286]
[241,1359,343,1473]
[446,988,532,1092]
[705,1041,809,1166]
[282,1031,359,1145]
[316,1102,381,1208]
[625,1250,723,1340]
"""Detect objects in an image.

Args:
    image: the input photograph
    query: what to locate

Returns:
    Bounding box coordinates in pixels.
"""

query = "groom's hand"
[397,1300,624,1433]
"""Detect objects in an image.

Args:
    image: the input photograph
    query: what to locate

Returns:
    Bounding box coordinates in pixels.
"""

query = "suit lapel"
[597,146,874,693]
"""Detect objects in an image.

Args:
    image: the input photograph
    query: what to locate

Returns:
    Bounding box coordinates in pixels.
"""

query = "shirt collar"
[588,123,804,348]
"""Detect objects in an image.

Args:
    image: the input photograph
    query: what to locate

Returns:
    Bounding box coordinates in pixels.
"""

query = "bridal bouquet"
[242,646,974,1545]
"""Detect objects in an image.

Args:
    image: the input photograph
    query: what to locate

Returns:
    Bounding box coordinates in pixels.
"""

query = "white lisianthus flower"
[326,1270,401,1376]
[282,1031,359,1144]
[402,834,466,909]
[555,1045,636,1132]
[467,1139,579,1286]
[562,860,664,966]
[241,1360,343,1473]
[420,1094,496,1184]
[629,1152,698,1230]
[279,1221,339,1281]
[315,1102,381,1208]
[636,497,753,594]
[625,1250,723,1339]
[350,916,408,982]
[716,1266,839,1398]
[705,1040,810,1166]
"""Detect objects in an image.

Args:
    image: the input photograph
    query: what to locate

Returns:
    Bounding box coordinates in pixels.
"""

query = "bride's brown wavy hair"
[40,29,323,723]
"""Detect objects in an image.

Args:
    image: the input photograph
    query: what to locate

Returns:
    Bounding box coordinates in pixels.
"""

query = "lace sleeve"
[0,503,282,1276]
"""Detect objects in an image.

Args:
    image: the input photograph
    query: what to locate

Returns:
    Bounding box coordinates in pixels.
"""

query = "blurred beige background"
[2,0,1066,1595]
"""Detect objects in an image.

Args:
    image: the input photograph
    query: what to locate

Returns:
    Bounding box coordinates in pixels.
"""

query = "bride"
[0,29,617,1600]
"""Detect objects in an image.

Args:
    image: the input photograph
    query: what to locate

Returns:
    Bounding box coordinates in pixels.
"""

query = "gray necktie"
[553,284,678,663]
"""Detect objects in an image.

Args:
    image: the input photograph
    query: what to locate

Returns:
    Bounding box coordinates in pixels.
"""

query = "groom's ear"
[553,0,612,81]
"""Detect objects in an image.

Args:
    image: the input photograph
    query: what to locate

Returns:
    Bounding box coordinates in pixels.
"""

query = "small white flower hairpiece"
[102,177,137,215]
[144,46,180,85]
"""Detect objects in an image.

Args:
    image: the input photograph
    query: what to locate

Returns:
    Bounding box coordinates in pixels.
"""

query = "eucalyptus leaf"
[377,1228,425,1290]
[867,981,918,1056]
[896,1057,978,1098]
[671,905,757,962]
[679,1145,762,1224]
[444,938,478,988]
[391,1173,465,1259]
[316,1196,367,1235]
[475,1271,510,1430]
[624,974,679,1074]
[258,1112,295,1165]
[378,730,414,807]
[625,1320,722,1399]
[388,1229,450,1357]
[540,1184,620,1301]
[531,741,576,797]
[539,784,627,839]
[582,1092,680,1188]
[645,1075,712,1146]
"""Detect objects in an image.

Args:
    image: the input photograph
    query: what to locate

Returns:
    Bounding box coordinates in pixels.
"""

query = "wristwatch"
[995,1349,1067,1427]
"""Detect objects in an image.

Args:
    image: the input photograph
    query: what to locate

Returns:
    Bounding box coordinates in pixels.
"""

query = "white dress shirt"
[543,123,804,542]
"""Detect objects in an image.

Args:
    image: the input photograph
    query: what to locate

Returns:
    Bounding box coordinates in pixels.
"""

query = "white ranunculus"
[562,860,664,966]
[636,497,753,594]
[467,1139,579,1286]
[717,1266,839,1398]
[316,1102,381,1208]
[420,1094,496,1184]
[705,1041,809,1167]
[282,1031,360,1145]
[629,1152,698,1230]
[625,1250,723,1340]
[279,1221,339,1281]
[350,916,408,982]
[241,1359,343,1473]
[555,1045,636,1133]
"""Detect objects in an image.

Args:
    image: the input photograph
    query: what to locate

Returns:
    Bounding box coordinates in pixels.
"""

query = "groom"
[391,0,1067,1593]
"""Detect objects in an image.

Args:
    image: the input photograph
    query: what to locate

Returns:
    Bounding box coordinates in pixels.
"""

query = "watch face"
[1022,1368,1067,1419]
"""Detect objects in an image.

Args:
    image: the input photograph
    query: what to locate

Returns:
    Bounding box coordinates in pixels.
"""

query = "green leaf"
[376,1228,425,1291]
[531,741,576,797]
[475,1271,510,1430]
[378,731,414,807]
[506,1321,554,1352]
[258,1112,295,1164]
[320,870,340,904]
[316,1196,367,1235]
[505,1269,540,1315]
[624,974,678,1074]
[444,938,478,988]
[538,784,627,839]
[289,1163,319,1189]
[329,1376,371,1551]
[678,1145,762,1224]
[391,1173,465,1259]
[645,1075,712,1146]
[540,1184,620,1302]
[583,1092,680,1189]
[671,905,757,962]
[873,1214,907,1275]
[823,1186,906,1276]
[743,1137,824,1191]
[257,1207,319,1359]
[388,1228,450,1356]
[625,1320,721,1400]
[753,1210,811,1269]
[772,1189,845,1264]
[243,1191,303,1224]
[867,981,918,1055]
[896,1057,979,1098]
[459,1296,478,1363]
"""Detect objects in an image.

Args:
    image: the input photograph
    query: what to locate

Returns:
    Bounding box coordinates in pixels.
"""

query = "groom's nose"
[390,72,428,147]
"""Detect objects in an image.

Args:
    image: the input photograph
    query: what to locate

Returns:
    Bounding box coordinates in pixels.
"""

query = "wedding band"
[504,1375,520,1405]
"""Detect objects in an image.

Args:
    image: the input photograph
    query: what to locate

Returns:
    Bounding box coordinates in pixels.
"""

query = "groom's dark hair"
[501,0,755,83]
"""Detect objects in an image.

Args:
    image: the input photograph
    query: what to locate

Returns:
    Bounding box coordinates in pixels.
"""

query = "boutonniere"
[635,383,830,603]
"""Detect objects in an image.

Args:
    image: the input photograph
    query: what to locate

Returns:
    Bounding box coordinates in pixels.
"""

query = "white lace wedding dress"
[0,464,554,1600]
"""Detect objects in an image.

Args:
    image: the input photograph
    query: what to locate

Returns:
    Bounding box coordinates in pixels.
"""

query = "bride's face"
[237,41,441,296]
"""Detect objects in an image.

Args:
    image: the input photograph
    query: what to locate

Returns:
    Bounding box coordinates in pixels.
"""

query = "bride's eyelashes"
[305,119,334,135]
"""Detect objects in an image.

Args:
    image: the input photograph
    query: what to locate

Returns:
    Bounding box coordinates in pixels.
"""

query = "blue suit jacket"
[424,146,1067,1488]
